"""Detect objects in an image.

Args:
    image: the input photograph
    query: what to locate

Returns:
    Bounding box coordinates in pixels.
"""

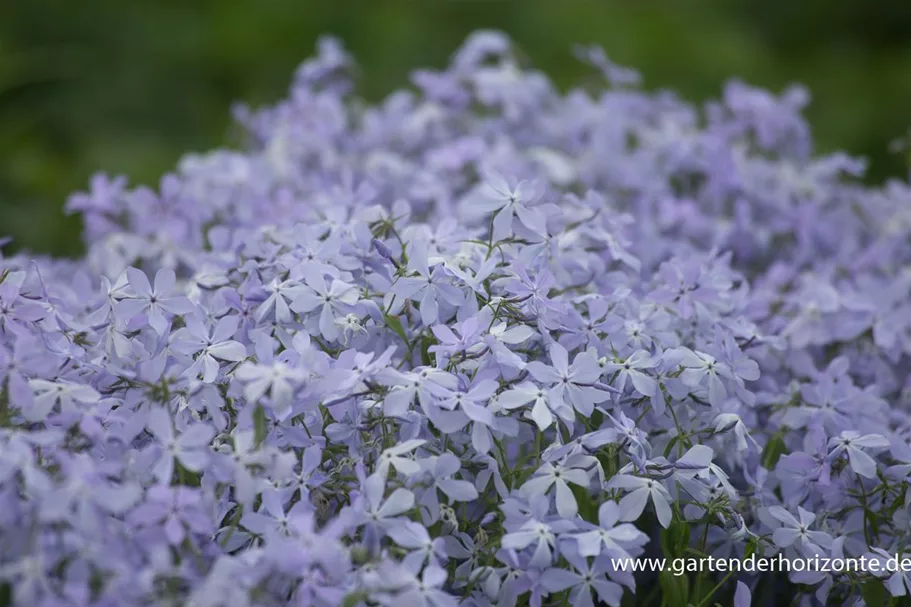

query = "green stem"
[696,569,736,607]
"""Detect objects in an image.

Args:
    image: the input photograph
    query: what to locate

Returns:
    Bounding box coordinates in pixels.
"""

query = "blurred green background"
[3,0,911,257]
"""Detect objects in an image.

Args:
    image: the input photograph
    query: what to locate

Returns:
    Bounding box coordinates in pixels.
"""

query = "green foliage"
[253,403,268,448]
[658,570,690,607]
[761,431,788,470]
[3,0,911,256]
[571,482,596,523]
[383,314,408,345]
[660,516,691,559]
[862,579,887,607]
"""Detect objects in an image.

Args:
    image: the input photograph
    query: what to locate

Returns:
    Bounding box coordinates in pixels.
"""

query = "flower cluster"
[2,31,911,607]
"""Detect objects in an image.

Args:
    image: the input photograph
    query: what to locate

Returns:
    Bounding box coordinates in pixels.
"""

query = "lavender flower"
[1,31,908,607]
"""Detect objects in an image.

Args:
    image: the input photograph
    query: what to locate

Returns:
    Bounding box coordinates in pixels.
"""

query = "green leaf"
[341,590,368,607]
[663,434,680,458]
[253,403,268,448]
[384,314,408,343]
[661,516,691,558]
[861,580,886,607]
[420,334,434,366]
[620,591,638,607]
[761,432,788,470]
[743,536,758,559]
[0,384,10,428]
[596,444,620,480]
[659,570,690,607]
[350,545,370,565]
[175,460,201,487]
[590,407,604,430]
[571,483,596,523]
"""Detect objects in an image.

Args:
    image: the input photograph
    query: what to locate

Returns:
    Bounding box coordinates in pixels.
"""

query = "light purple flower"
[521,457,591,518]
[475,173,547,243]
[290,270,360,341]
[827,431,889,479]
[526,343,609,416]
[602,349,658,397]
[145,408,214,484]
[172,314,247,382]
[571,500,648,559]
[497,381,573,432]
[766,506,833,557]
[116,267,194,334]
[606,473,673,528]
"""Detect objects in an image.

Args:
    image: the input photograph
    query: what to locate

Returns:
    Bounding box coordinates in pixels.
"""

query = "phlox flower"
[290,269,360,341]
[541,551,626,607]
[606,472,673,528]
[115,267,194,335]
[145,407,214,484]
[766,505,833,557]
[171,314,247,383]
[526,342,609,416]
[826,430,889,479]
[475,173,547,243]
[570,500,648,559]
[416,451,479,524]
[520,457,591,518]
